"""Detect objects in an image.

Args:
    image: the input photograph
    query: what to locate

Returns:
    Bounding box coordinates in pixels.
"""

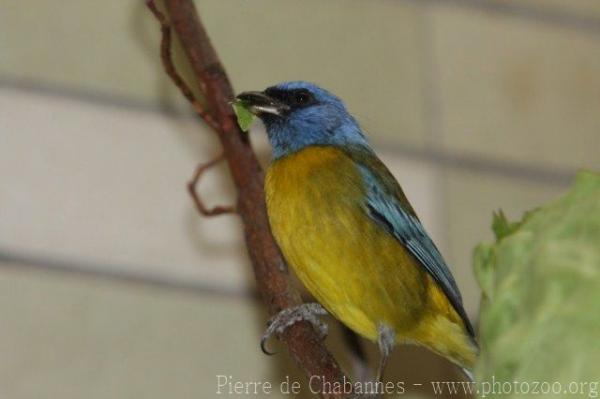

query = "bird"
[236,81,478,382]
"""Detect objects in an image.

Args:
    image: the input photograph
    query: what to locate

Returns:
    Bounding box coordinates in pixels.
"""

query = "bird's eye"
[294,91,311,104]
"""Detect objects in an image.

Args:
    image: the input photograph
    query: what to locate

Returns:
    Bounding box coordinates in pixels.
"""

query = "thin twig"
[187,153,236,216]
[146,0,220,131]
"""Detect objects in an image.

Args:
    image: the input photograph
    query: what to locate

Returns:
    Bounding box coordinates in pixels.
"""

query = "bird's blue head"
[236,81,369,159]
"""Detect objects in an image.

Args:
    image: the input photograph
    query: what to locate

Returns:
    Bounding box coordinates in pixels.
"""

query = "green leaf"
[231,100,255,132]
[474,171,600,391]
[491,209,521,240]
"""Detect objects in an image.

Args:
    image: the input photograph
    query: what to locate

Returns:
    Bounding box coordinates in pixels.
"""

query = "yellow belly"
[265,146,476,369]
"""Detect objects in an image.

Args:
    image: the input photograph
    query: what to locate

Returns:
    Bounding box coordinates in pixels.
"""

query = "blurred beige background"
[0,0,598,398]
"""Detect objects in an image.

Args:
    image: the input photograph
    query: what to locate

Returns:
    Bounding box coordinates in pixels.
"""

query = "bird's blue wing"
[345,146,474,337]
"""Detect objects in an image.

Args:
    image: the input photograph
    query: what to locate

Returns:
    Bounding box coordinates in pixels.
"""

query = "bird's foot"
[376,323,395,383]
[346,324,397,398]
[260,302,328,355]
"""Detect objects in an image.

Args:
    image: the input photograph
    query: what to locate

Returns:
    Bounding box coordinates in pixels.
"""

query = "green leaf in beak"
[232,100,255,132]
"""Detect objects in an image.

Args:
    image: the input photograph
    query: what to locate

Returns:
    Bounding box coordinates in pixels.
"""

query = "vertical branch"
[147,0,350,397]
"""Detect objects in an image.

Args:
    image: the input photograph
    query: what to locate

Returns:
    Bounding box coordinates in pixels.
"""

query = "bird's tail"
[416,314,479,375]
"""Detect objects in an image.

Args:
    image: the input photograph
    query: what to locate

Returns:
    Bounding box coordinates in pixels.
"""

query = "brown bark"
[147,1,350,397]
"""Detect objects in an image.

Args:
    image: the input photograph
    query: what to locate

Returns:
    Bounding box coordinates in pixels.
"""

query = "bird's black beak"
[235,91,290,117]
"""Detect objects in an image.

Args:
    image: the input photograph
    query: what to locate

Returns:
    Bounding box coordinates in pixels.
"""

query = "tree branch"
[146,0,220,131]
[147,0,350,397]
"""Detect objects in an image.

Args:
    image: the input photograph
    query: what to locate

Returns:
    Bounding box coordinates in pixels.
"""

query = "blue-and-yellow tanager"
[236,82,478,380]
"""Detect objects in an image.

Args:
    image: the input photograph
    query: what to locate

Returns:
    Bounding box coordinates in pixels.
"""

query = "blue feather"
[348,147,475,337]
[260,81,369,159]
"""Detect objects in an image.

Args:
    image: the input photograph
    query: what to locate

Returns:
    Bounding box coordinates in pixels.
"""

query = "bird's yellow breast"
[265,146,476,369]
[265,146,429,338]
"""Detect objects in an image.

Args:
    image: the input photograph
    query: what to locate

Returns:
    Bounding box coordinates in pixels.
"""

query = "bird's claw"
[260,302,328,355]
